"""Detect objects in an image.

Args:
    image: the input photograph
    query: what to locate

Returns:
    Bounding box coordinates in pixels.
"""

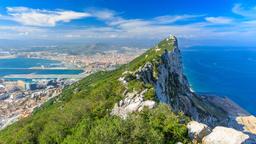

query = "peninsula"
[0,35,255,144]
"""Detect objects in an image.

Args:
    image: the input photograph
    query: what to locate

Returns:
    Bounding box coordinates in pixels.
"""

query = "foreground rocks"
[202,126,249,144]
[236,116,256,135]
[187,121,256,144]
[187,121,211,143]
[111,90,156,119]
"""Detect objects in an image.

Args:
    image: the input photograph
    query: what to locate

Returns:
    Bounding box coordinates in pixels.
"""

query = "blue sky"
[0,0,256,47]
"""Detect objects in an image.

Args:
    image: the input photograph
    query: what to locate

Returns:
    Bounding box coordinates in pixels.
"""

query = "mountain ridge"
[0,35,191,143]
[0,35,255,143]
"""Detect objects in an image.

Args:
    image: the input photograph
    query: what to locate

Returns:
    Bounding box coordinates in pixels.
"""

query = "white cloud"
[232,4,256,18]
[0,7,256,46]
[153,14,203,24]
[64,34,81,38]
[92,9,117,20]
[18,32,29,36]
[5,7,91,27]
[90,10,203,26]
[7,7,30,13]
[205,17,233,24]
[0,25,43,33]
[0,25,49,39]
[243,20,256,25]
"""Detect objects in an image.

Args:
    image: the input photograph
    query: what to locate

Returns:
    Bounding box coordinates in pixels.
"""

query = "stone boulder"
[202,126,249,144]
[111,90,156,119]
[138,100,156,111]
[187,121,211,143]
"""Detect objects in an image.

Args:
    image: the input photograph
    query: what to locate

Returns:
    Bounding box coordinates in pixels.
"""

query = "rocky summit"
[110,34,256,143]
[0,35,255,144]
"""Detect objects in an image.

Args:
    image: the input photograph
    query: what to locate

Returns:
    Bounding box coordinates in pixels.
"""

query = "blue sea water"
[181,46,256,115]
[0,58,83,77]
[0,58,60,68]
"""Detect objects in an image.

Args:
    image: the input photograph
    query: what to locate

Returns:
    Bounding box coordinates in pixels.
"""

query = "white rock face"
[111,90,156,119]
[138,100,156,111]
[187,121,211,143]
[202,126,249,144]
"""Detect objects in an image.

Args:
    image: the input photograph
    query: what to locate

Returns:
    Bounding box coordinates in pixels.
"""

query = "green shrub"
[144,87,156,100]
[0,37,191,144]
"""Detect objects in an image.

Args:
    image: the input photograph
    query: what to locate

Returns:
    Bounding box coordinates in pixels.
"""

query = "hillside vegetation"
[0,37,191,144]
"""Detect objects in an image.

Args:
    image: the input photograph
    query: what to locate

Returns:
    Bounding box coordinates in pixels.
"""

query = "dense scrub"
[0,38,191,144]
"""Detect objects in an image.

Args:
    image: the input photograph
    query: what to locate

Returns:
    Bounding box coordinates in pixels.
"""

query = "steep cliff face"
[1,35,255,143]
[135,35,228,127]
[108,35,256,144]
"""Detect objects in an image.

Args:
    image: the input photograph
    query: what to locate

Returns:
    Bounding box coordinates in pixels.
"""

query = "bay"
[182,46,256,115]
[0,58,83,77]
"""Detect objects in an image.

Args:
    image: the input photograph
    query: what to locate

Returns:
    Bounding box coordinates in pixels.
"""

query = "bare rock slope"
[111,35,256,143]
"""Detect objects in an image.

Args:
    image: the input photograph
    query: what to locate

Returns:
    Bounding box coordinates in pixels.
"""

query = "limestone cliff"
[112,35,256,143]
[135,35,228,126]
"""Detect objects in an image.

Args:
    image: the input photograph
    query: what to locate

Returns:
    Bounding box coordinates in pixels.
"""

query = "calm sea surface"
[0,58,83,77]
[182,46,256,115]
[2,53,255,114]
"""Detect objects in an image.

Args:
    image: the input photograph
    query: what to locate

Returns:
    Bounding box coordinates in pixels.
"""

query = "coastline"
[0,56,80,70]
[181,47,256,116]
[188,82,256,135]
[205,95,256,135]
[2,72,88,79]
[0,57,88,130]
[0,57,84,80]
[187,77,252,116]
[184,68,256,135]
[0,55,16,59]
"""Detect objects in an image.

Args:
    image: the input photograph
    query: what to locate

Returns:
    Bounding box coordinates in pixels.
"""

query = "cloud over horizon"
[0,2,255,47]
[205,17,233,24]
[3,7,91,27]
[232,4,256,18]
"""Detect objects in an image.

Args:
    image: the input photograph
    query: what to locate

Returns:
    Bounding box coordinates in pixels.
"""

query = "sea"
[181,46,256,115]
[0,58,83,78]
[1,52,255,115]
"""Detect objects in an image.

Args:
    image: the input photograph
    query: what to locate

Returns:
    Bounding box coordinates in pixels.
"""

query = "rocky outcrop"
[187,121,256,144]
[206,95,256,136]
[187,121,211,143]
[112,34,256,143]
[236,116,256,135]
[136,35,228,126]
[111,90,156,119]
[135,62,155,84]
[202,126,249,144]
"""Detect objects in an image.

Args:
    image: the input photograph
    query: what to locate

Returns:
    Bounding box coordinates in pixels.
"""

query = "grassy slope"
[0,38,191,144]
